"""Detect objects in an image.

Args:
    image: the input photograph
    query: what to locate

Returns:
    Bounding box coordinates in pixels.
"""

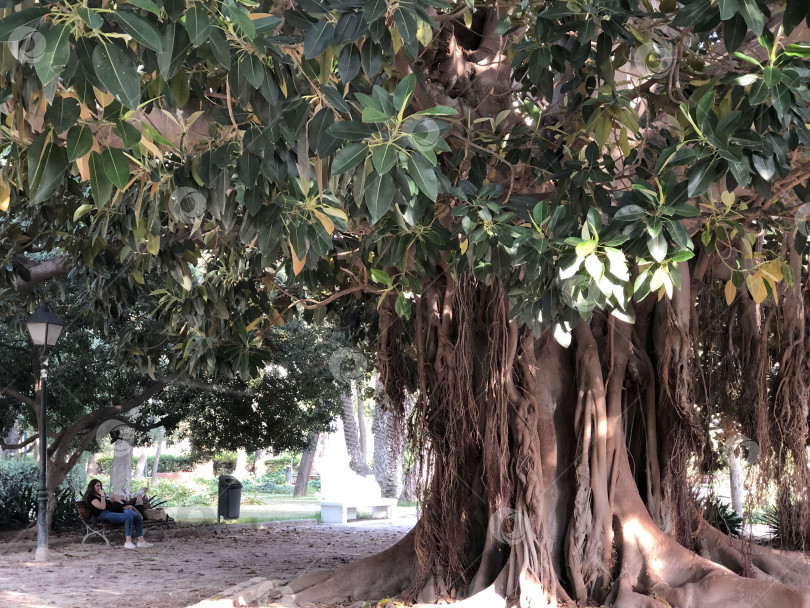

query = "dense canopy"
[4,0,810,606]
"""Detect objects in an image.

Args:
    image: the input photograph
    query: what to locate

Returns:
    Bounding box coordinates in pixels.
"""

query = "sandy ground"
[0,517,416,608]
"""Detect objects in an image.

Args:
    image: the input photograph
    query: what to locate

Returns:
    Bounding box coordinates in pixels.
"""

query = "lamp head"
[26,302,65,347]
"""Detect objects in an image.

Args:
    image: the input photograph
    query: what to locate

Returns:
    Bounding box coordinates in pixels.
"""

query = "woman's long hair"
[84,479,102,506]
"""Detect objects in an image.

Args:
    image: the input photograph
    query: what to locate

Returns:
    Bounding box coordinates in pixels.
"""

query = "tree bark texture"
[294,433,319,498]
[151,428,163,488]
[287,268,810,608]
[356,382,368,465]
[110,434,134,496]
[373,393,413,499]
[133,449,148,480]
[341,392,372,475]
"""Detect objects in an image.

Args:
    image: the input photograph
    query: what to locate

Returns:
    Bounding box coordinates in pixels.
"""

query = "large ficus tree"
[3,0,810,605]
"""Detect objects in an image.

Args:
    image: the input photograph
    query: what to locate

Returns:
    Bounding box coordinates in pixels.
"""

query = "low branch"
[276,283,378,311]
[0,434,38,450]
[12,257,70,291]
[52,380,168,465]
[0,387,39,417]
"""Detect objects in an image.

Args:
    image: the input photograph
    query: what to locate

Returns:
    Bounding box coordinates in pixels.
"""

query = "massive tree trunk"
[287,268,810,607]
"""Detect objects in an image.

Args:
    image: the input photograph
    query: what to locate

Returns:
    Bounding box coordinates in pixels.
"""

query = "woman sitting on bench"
[83,479,152,549]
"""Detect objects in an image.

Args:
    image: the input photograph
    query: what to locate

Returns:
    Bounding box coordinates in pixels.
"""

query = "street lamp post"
[25,302,65,563]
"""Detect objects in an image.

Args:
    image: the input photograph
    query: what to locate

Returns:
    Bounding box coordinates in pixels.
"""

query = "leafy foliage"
[0,0,807,361]
[0,458,85,531]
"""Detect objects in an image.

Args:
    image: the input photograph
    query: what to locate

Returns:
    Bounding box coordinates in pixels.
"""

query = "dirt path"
[0,518,416,608]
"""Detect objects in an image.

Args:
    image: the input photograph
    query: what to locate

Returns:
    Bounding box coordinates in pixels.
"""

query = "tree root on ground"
[612,447,810,608]
[283,528,417,605]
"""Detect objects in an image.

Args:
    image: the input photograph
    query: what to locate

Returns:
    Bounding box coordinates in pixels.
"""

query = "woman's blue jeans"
[98,509,143,538]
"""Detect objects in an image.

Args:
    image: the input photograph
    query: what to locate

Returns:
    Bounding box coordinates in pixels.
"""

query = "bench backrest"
[75,498,154,523]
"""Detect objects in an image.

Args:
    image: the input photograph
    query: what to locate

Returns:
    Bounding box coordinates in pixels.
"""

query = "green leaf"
[695,91,714,130]
[393,74,416,113]
[763,66,781,88]
[738,0,764,36]
[372,144,397,174]
[718,0,740,20]
[647,215,662,238]
[614,204,645,221]
[666,220,691,249]
[253,15,282,35]
[157,22,191,81]
[364,172,395,223]
[45,97,80,133]
[240,53,264,88]
[332,143,368,175]
[92,43,141,111]
[772,84,791,116]
[408,153,438,201]
[66,126,93,161]
[184,4,212,46]
[724,13,747,52]
[647,233,667,262]
[321,85,353,114]
[88,151,113,205]
[687,159,717,198]
[73,203,94,222]
[225,2,255,40]
[395,293,412,319]
[0,8,47,42]
[77,8,104,30]
[116,11,163,52]
[361,39,382,78]
[414,106,458,116]
[28,137,68,204]
[102,147,130,190]
[393,9,418,50]
[34,24,71,85]
[370,268,392,285]
[237,153,261,185]
[362,0,387,23]
[362,106,391,123]
[207,27,230,68]
[784,0,809,34]
[304,22,335,59]
[328,121,372,142]
[338,44,361,82]
[126,0,161,17]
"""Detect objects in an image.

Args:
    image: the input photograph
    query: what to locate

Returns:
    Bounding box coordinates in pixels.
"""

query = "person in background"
[83,479,152,549]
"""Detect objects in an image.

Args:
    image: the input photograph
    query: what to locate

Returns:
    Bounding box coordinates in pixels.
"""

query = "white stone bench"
[320,498,398,524]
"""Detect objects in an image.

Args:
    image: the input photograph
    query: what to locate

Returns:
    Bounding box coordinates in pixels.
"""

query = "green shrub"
[95,453,195,474]
[213,451,237,475]
[264,454,301,474]
[0,458,85,531]
[242,471,293,495]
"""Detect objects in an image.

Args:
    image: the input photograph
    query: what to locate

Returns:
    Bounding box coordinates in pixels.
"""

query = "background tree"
[174,320,344,458]
[3,0,810,606]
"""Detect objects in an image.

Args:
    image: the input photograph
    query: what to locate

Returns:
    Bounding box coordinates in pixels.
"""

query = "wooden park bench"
[75,496,174,545]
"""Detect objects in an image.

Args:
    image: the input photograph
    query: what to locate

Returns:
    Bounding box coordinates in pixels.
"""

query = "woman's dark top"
[88,495,124,517]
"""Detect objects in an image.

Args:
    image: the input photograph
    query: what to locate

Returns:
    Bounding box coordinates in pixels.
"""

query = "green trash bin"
[217,475,242,521]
